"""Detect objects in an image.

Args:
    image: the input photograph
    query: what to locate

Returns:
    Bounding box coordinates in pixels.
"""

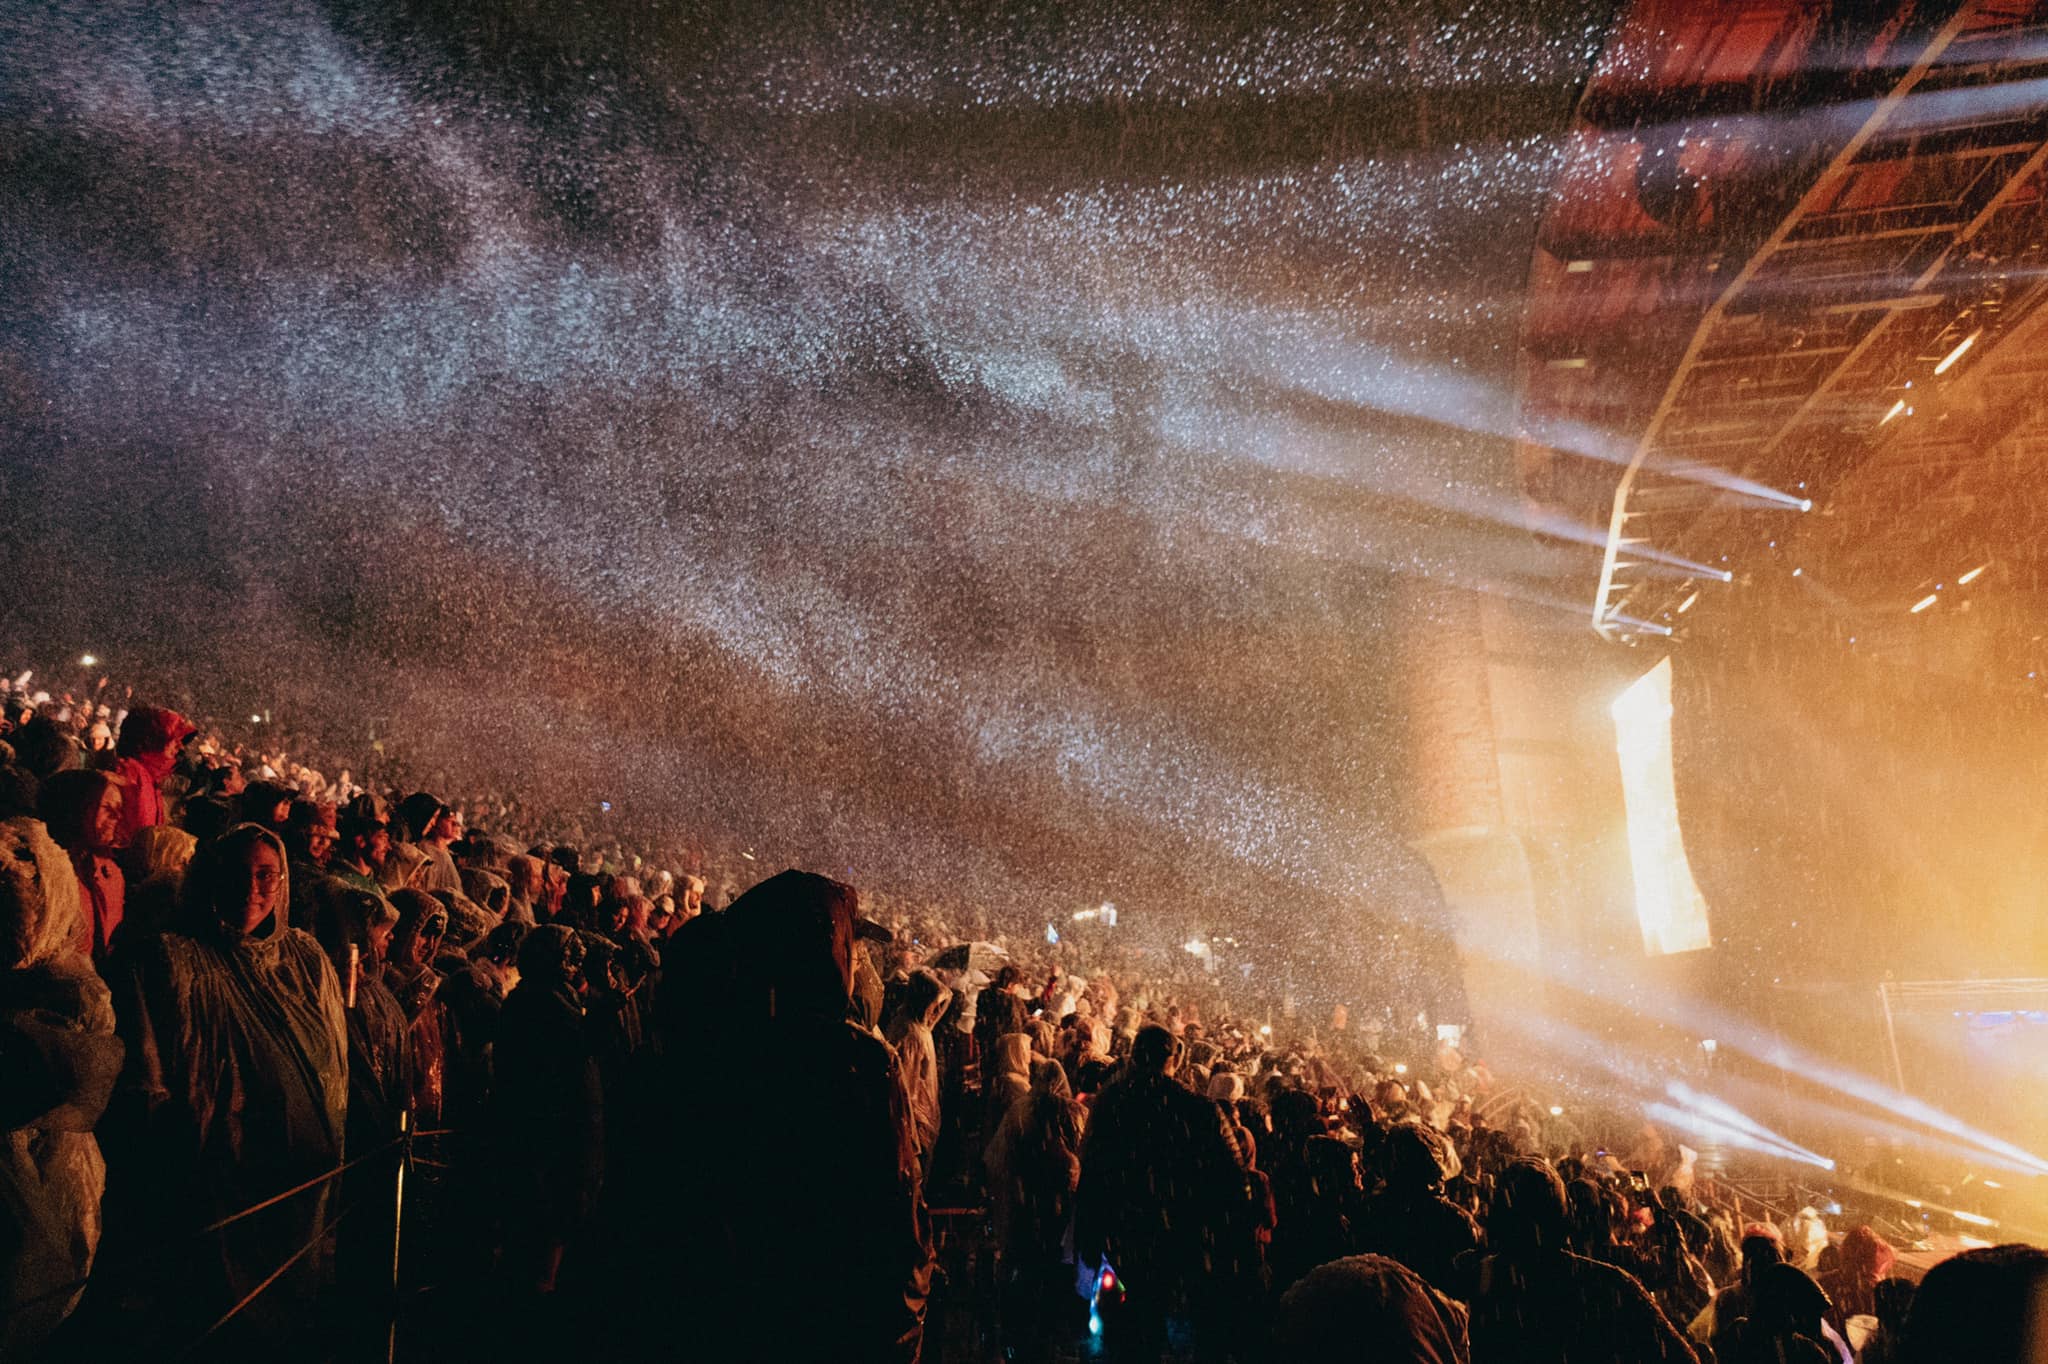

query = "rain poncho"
[1275,1255,1471,1364]
[0,818,123,1357]
[103,824,348,1351]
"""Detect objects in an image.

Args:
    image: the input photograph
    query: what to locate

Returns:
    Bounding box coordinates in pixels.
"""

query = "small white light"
[1701,1038,1718,1054]
[1792,567,1802,577]
[79,654,97,667]
[1394,1063,1408,1075]
[250,714,262,723]
[1958,563,1989,585]
[1677,591,1700,613]
[1259,1024,1272,1037]
[1549,1105,1565,1117]
[1880,398,1907,426]
[1954,1210,1996,1227]
[1911,594,1939,614]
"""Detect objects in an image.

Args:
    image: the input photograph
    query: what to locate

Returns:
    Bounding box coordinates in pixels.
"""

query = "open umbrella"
[929,940,1009,975]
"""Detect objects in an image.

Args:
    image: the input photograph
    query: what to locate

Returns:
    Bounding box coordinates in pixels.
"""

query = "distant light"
[1677,591,1700,613]
[1955,1209,1997,1227]
[1792,567,1803,577]
[1701,1038,1718,1054]
[1935,330,1981,375]
[1958,563,1989,585]
[249,714,262,723]
[1911,594,1939,614]
[1183,939,1208,956]
[78,654,96,667]
[1549,1105,1565,1117]
[1799,499,1813,512]
[1565,259,1595,273]
[1905,1199,1924,1209]
[739,849,756,861]
[1880,399,1907,426]
[1259,1024,1272,1037]
[1547,356,1589,370]
[1394,1063,1408,1075]
[1984,1179,2004,1190]
[1045,922,1059,945]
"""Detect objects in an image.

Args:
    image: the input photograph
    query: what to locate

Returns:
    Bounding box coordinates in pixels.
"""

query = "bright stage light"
[1958,563,1989,585]
[1910,594,1939,614]
[1935,330,1980,376]
[1612,658,1713,956]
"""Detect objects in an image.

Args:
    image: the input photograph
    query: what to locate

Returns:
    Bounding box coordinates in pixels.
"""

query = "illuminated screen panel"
[1611,657,1713,955]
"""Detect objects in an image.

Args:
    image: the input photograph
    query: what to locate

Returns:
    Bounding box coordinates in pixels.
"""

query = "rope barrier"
[197,1133,407,1236]
[1,1131,408,1324]
[173,1197,365,1361]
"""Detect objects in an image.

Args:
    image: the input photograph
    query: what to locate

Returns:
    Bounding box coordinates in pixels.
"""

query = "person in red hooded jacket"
[110,705,195,852]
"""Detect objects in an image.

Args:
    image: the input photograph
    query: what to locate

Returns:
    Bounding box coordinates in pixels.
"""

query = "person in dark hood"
[493,923,603,1296]
[1465,1157,1698,1364]
[1356,1123,1484,1300]
[310,879,411,1354]
[100,823,348,1355]
[677,869,932,1363]
[38,768,126,965]
[1895,1242,2048,1364]
[236,780,295,834]
[109,705,196,851]
[1274,1254,1471,1364]
[1075,1023,1257,1362]
[0,817,124,1358]
[1717,1262,1836,1364]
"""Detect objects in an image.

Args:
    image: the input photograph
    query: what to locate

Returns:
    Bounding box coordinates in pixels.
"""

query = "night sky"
[0,0,1616,944]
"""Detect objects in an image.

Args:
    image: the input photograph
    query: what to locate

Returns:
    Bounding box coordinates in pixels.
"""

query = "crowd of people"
[2,664,2046,1362]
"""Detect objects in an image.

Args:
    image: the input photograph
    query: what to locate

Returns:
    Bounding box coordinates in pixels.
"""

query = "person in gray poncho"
[0,816,124,1357]
[101,823,348,1355]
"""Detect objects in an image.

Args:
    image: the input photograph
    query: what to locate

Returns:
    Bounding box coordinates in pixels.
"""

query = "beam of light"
[1957,563,1989,586]
[1645,1102,1837,1170]
[1708,1069,2048,1177]
[1934,330,1980,376]
[1649,459,1812,512]
[1666,1082,1832,1167]
[1911,593,1939,613]
[1467,937,2048,1179]
[1611,658,1713,955]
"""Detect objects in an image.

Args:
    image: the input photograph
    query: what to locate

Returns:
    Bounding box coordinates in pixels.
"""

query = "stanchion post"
[388,1111,409,1364]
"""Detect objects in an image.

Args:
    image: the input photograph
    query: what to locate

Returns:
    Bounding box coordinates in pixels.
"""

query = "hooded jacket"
[102,824,348,1350]
[0,818,124,1357]
[109,706,194,850]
